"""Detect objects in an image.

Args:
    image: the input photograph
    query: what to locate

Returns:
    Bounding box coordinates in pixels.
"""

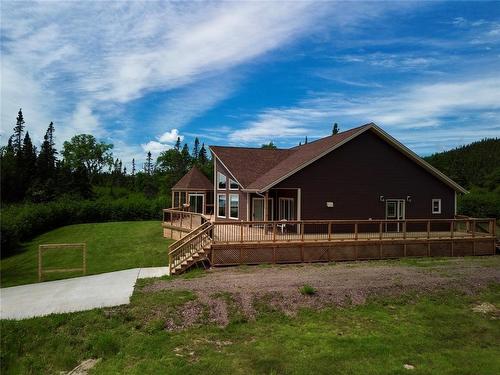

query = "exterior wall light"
[406,195,412,202]
[379,195,385,202]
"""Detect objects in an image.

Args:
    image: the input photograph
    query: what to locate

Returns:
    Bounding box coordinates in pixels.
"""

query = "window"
[217,172,227,189]
[229,178,239,190]
[173,192,180,208]
[432,199,441,214]
[180,192,187,206]
[279,198,295,220]
[229,194,239,219]
[217,194,226,218]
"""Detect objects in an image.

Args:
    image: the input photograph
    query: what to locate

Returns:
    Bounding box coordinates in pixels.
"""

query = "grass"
[0,221,173,287]
[299,284,316,295]
[1,281,499,374]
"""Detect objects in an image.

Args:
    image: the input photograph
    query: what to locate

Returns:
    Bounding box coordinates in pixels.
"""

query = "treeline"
[424,138,500,218]
[0,109,212,256]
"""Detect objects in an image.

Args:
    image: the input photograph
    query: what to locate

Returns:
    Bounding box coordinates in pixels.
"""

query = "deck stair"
[168,221,213,275]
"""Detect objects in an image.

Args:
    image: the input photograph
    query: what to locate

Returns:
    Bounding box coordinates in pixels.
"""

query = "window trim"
[279,197,295,221]
[217,172,227,190]
[432,198,442,214]
[229,194,239,219]
[217,193,227,218]
[229,178,239,190]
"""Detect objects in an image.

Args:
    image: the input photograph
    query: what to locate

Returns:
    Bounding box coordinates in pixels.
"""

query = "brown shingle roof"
[172,166,213,191]
[210,124,372,191]
[209,146,294,187]
[210,123,467,193]
[247,124,371,190]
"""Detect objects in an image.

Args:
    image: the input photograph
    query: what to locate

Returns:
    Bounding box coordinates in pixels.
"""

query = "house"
[165,123,495,274]
[209,123,466,224]
[171,166,213,215]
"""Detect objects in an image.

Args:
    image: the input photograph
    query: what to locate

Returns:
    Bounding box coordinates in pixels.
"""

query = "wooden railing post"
[301,222,304,242]
[379,221,383,240]
[328,222,332,241]
[190,213,193,229]
[403,221,406,239]
[273,222,276,242]
[354,223,358,240]
[240,221,244,243]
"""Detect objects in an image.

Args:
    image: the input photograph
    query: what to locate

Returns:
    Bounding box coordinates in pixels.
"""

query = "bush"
[458,188,500,218]
[299,284,316,295]
[1,195,169,257]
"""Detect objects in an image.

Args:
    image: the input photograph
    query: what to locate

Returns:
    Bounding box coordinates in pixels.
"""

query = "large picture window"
[218,194,226,218]
[229,194,239,219]
[217,172,227,189]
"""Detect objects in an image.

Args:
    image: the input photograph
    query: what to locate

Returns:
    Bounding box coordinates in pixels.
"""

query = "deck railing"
[212,218,496,244]
[162,207,209,230]
[168,221,213,273]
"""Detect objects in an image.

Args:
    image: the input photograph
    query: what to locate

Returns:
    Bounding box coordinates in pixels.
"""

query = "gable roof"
[210,123,467,194]
[172,166,213,191]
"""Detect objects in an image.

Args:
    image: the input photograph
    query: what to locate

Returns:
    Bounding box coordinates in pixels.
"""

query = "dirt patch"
[141,258,500,330]
[61,358,101,375]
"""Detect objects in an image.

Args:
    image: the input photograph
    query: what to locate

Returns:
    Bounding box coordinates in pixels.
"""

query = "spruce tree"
[12,108,25,156]
[305,136,308,144]
[131,158,136,176]
[199,143,208,165]
[193,137,200,160]
[174,137,181,151]
[145,151,153,175]
[332,123,339,135]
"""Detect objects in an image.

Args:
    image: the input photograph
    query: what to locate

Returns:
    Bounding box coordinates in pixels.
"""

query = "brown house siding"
[214,158,247,221]
[275,129,455,220]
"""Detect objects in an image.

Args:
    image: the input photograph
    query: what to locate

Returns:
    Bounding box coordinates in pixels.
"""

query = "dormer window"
[229,178,239,190]
[217,172,226,189]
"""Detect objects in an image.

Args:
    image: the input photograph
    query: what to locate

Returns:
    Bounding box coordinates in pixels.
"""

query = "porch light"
[379,195,385,202]
[406,195,412,202]
[326,201,334,208]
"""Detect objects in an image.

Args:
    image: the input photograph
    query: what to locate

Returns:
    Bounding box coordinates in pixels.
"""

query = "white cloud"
[158,129,182,143]
[227,75,500,151]
[141,141,172,155]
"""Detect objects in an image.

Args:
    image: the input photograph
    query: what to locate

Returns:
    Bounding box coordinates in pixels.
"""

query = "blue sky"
[1,1,499,168]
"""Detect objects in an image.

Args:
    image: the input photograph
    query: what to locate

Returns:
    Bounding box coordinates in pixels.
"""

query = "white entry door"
[385,199,405,232]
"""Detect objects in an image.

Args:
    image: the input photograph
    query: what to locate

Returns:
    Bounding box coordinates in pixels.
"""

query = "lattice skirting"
[210,239,496,266]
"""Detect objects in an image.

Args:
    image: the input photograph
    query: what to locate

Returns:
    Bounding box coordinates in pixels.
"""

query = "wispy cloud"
[228,75,500,152]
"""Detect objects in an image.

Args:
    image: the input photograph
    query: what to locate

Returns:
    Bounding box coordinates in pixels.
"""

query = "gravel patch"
[141,259,500,330]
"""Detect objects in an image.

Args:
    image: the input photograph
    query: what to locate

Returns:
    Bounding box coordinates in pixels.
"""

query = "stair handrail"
[169,221,212,253]
[169,222,214,273]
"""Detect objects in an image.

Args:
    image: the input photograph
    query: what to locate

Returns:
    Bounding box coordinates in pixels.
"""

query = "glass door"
[385,199,405,232]
[189,193,204,214]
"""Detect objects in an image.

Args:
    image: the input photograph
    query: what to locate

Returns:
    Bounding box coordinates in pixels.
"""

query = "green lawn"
[0,221,173,287]
[1,280,499,374]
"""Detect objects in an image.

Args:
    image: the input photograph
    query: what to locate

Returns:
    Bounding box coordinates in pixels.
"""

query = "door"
[252,198,273,221]
[279,198,295,220]
[189,193,204,214]
[385,199,405,232]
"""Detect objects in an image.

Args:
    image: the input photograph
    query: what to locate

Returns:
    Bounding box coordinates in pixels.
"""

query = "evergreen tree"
[261,141,277,149]
[37,122,57,181]
[12,108,25,155]
[193,137,200,160]
[305,136,308,144]
[174,137,181,151]
[332,123,339,135]
[145,151,153,175]
[199,143,208,165]
[131,158,136,176]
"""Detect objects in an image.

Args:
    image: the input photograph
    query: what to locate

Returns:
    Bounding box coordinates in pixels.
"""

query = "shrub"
[299,284,316,296]
[458,188,500,218]
[0,195,169,257]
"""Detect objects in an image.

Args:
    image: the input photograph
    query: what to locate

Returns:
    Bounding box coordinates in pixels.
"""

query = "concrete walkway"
[0,267,169,320]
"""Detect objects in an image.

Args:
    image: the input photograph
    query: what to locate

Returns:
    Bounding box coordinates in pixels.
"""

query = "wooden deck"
[163,210,497,272]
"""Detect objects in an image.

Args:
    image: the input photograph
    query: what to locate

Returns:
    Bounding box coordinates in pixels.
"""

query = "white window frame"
[229,194,239,219]
[217,194,226,218]
[217,172,227,190]
[229,178,239,190]
[432,198,441,214]
[279,197,295,220]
